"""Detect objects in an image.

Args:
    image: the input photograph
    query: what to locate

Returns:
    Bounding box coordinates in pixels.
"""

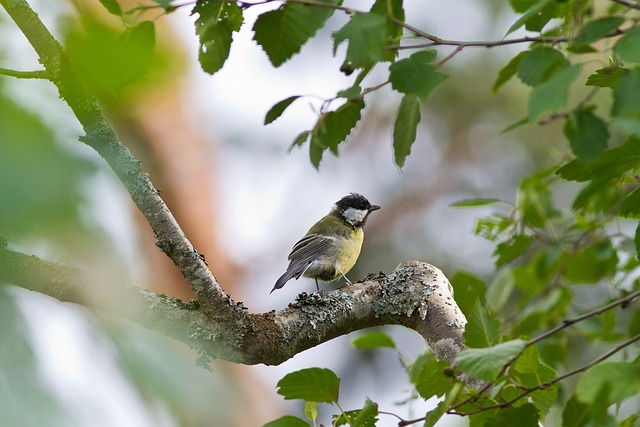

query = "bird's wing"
[288,233,338,265]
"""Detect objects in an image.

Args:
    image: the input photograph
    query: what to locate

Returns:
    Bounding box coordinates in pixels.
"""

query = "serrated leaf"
[98,0,121,15]
[289,130,311,152]
[413,357,454,400]
[352,399,378,427]
[312,99,365,155]
[485,403,539,427]
[352,330,396,349]
[505,0,553,36]
[457,339,526,381]
[370,0,405,61]
[332,13,388,69]
[517,46,569,87]
[265,96,301,125]
[528,64,581,120]
[276,368,340,403]
[464,301,500,348]
[192,1,243,74]
[556,159,593,182]
[615,26,640,65]
[620,187,640,218]
[575,17,624,45]
[493,51,526,93]
[263,415,310,427]
[576,362,640,404]
[253,0,340,67]
[389,50,447,99]
[564,108,609,162]
[612,70,640,135]
[393,94,421,168]
[590,136,640,179]
[494,234,532,267]
[450,271,486,317]
[586,66,630,88]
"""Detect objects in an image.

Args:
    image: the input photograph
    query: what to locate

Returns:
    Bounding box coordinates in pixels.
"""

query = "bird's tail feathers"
[270,262,311,293]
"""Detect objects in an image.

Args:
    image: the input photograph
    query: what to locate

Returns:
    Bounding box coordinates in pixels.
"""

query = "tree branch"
[0,0,230,318]
[0,247,467,367]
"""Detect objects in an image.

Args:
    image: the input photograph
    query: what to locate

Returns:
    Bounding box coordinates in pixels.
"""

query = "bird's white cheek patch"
[343,208,368,226]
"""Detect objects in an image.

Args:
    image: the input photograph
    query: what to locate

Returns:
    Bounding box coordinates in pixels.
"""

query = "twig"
[0,67,49,79]
[455,332,640,416]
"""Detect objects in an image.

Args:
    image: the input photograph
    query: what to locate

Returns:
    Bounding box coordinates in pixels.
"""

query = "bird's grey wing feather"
[271,234,337,292]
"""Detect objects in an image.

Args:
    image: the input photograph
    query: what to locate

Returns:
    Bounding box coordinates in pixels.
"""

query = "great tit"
[271,193,380,293]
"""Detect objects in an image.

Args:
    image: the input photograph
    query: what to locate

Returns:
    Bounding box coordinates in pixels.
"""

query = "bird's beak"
[370,205,381,212]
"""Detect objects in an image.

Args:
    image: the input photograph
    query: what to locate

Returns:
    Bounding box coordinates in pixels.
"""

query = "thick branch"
[0,0,230,318]
[0,248,466,366]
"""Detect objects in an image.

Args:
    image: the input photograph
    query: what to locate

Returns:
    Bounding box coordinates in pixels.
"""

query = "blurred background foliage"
[1,0,639,426]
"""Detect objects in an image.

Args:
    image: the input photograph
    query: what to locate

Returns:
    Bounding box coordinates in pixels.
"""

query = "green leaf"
[485,403,539,427]
[352,399,379,427]
[456,339,526,381]
[389,50,447,100]
[493,51,526,93]
[575,17,624,45]
[449,198,504,208]
[505,0,553,36]
[332,13,388,69]
[528,64,581,120]
[424,383,463,427]
[487,268,515,313]
[464,301,500,348]
[303,402,317,424]
[352,330,396,349]
[412,357,454,400]
[263,415,310,427]
[450,271,486,317]
[562,396,590,427]
[192,1,243,74]
[98,0,122,15]
[612,70,640,134]
[336,85,361,99]
[393,94,421,168]
[564,108,609,163]
[556,159,593,182]
[518,169,559,227]
[620,187,640,218]
[586,66,630,89]
[564,240,618,283]
[265,96,301,125]
[288,130,311,152]
[253,0,340,67]
[370,0,405,61]
[312,99,365,158]
[576,362,640,404]
[494,234,532,267]
[517,46,569,87]
[276,368,340,403]
[615,26,640,65]
[589,136,640,180]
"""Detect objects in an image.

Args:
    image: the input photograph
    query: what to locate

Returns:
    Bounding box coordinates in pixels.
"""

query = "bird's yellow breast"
[336,227,364,275]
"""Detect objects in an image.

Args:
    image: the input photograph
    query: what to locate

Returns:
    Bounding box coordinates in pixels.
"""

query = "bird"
[271,193,380,293]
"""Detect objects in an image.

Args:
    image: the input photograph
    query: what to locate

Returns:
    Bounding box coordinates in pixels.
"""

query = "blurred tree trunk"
[72,1,278,424]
